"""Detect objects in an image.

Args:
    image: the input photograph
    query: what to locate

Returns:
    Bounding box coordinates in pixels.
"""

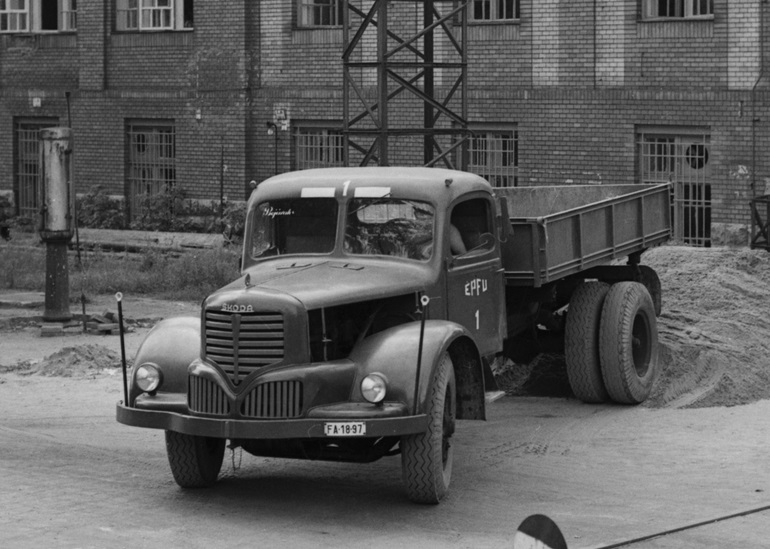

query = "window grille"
[468,128,518,187]
[126,121,176,221]
[471,0,519,21]
[294,127,345,170]
[14,121,55,219]
[638,130,711,247]
[298,0,343,27]
[0,0,28,32]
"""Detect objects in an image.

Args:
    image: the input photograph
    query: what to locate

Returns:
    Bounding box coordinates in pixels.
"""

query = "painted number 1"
[475,309,480,330]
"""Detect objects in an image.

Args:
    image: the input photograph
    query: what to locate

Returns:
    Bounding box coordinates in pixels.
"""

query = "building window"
[1,0,28,32]
[637,128,711,247]
[471,0,519,22]
[0,0,77,33]
[468,127,518,187]
[642,0,713,19]
[126,121,176,221]
[116,0,193,32]
[298,0,343,28]
[294,125,345,170]
[14,119,57,219]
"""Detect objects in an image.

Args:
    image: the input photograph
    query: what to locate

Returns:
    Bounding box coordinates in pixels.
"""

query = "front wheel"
[165,431,225,488]
[401,352,456,504]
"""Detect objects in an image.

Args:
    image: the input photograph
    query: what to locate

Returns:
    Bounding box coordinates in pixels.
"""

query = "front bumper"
[116,401,429,439]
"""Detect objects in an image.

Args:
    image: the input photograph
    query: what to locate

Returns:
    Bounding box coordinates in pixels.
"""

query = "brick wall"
[1,0,769,237]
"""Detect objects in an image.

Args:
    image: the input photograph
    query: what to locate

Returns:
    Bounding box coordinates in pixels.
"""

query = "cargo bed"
[497,184,671,287]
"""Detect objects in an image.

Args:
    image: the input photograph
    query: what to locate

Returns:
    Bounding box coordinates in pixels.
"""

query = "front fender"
[129,316,200,405]
[349,320,484,418]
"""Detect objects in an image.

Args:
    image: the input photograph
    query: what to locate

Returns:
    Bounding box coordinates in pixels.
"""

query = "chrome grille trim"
[241,381,303,419]
[205,310,285,384]
[188,375,230,416]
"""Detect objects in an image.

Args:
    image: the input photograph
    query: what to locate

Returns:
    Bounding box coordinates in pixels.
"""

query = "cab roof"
[249,167,493,207]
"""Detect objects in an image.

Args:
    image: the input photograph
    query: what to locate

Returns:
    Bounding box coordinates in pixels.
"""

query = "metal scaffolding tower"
[342,0,469,168]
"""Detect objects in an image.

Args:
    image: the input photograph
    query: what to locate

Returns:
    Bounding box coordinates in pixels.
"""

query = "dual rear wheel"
[565,280,659,405]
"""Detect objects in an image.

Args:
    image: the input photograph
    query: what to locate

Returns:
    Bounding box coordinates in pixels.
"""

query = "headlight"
[135,363,162,393]
[361,373,387,403]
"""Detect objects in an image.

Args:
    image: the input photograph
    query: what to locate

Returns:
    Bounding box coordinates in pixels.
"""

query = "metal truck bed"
[497,184,671,287]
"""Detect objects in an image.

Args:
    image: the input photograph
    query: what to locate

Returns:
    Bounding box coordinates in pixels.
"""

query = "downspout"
[751,0,767,197]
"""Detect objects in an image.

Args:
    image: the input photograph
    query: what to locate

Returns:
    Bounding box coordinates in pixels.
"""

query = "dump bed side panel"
[497,184,671,287]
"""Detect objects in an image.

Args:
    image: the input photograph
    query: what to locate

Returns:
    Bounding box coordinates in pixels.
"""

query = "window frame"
[0,0,78,34]
[467,125,519,188]
[125,119,177,222]
[641,0,714,20]
[293,123,345,170]
[115,0,192,33]
[469,0,520,23]
[297,0,344,29]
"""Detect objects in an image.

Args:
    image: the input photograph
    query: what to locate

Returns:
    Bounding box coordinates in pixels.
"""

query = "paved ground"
[1,291,769,548]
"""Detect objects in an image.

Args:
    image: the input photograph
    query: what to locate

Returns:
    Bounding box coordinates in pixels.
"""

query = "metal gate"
[14,120,57,219]
[638,129,712,247]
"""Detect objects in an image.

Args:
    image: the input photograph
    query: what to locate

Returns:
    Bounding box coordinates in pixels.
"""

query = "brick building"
[1,0,768,246]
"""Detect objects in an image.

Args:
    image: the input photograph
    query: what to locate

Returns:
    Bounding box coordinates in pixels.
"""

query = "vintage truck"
[117,167,671,503]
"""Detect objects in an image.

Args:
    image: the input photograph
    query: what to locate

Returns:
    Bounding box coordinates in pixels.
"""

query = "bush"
[77,186,125,229]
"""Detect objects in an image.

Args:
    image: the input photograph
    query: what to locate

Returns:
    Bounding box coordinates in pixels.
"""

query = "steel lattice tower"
[342,0,469,168]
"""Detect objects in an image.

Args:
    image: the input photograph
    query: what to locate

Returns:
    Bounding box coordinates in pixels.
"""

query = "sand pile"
[644,245,770,408]
[2,344,126,378]
[496,245,770,409]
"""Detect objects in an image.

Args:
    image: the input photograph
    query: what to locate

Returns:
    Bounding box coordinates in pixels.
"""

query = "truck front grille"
[204,310,285,384]
[241,381,303,418]
[188,375,231,416]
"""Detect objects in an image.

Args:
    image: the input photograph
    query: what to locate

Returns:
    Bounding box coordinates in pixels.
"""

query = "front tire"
[599,282,659,404]
[165,431,225,488]
[401,353,456,504]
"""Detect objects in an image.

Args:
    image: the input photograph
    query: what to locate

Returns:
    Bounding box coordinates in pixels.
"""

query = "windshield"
[344,198,434,261]
[251,198,338,258]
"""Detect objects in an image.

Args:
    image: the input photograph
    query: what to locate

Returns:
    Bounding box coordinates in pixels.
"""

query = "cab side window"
[449,198,493,255]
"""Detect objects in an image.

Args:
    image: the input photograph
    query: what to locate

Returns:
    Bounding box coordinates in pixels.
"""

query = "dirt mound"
[644,245,770,408]
[2,344,127,378]
[495,246,770,409]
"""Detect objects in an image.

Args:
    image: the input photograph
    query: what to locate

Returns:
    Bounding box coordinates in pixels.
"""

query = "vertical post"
[377,0,389,165]
[423,0,434,166]
[39,127,73,323]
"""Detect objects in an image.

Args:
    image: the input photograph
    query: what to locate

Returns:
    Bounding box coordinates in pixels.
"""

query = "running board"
[485,390,506,404]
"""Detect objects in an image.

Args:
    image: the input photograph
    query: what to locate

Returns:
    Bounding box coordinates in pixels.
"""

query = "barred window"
[298,0,343,27]
[637,129,711,247]
[471,0,519,22]
[126,121,176,220]
[468,128,518,188]
[116,0,193,31]
[294,126,345,170]
[643,0,713,19]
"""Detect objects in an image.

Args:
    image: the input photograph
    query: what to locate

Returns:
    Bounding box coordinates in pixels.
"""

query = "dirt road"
[1,370,769,549]
[2,244,770,548]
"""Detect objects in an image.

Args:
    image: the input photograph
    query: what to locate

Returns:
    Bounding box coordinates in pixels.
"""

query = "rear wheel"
[165,431,225,488]
[565,281,611,403]
[599,282,659,404]
[401,353,456,504]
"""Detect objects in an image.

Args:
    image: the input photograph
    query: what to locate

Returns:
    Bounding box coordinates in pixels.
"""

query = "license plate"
[324,422,366,437]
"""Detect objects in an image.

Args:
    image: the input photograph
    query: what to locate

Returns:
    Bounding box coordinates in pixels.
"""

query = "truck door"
[445,196,506,357]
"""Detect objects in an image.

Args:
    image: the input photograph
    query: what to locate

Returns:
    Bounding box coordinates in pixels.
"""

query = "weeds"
[1,243,241,303]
